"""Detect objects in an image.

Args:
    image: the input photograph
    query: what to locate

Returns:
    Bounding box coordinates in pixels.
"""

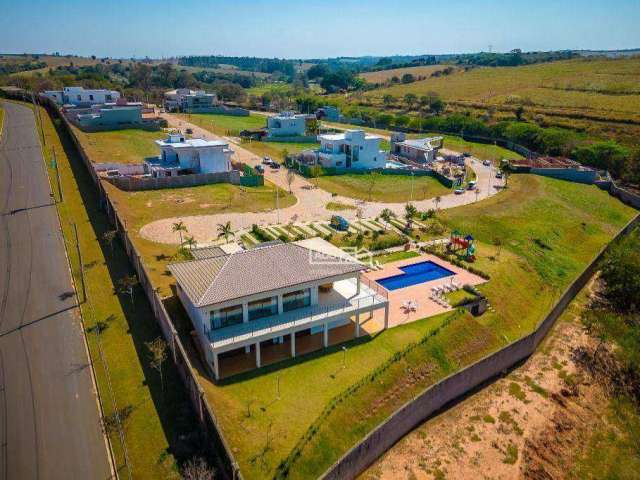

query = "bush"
[369,234,409,251]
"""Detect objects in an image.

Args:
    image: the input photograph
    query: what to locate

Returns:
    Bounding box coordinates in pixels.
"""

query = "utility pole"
[53,149,63,202]
[276,187,280,224]
[73,223,87,303]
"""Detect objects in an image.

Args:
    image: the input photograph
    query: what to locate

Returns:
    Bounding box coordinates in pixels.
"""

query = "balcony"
[208,278,388,352]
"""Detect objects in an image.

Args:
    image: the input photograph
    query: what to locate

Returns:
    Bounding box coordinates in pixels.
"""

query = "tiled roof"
[169,242,364,307]
[191,246,227,260]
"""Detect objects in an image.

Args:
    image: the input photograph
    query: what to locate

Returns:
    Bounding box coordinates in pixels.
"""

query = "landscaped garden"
[183,173,636,479]
[315,173,451,203]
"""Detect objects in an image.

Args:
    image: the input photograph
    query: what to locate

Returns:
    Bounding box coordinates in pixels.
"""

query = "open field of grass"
[315,173,451,203]
[4,54,122,77]
[240,139,319,161]
[364,58,640,122]
[71,126,161,164]
[184,173,636,479]
[176,112,266,136]
[36,102,204,478]
[360,65,451,83]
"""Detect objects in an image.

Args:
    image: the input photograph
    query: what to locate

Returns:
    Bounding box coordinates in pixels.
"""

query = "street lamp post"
[342,346,347,369]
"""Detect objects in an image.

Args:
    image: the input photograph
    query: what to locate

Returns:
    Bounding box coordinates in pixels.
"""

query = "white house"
[315,130,387,169]
[145,133,234,177]
[163,88,218,112]
[43,86,120,106]
[266,111,308,138]
[390,132,443,164]
[169,239,389,380]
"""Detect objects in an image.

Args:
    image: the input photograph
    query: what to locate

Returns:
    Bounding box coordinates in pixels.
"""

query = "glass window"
[89,94,94,101]
[106,94,112,101]
[248,297,277,321]
[210,305,243,330]
[282,289,311,312]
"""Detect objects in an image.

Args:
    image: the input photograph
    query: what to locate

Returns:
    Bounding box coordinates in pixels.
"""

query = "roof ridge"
[197,252,235,305]
[167,254,230,269]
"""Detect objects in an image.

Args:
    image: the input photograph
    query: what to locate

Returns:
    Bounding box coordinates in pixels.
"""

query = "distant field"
[365,58,640,122]
[3,54,113,76]
[360,65,450,83]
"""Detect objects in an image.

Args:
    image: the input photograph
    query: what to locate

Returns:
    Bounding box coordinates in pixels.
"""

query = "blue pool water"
[376,260,455,291]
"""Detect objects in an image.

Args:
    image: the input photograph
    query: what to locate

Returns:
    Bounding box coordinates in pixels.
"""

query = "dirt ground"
[362,284,610,480]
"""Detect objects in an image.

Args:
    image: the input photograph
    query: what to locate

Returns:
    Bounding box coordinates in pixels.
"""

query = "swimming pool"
[376,260,455,291]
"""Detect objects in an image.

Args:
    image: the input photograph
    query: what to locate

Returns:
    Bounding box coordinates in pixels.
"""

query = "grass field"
[315,173,451,203]
[190,174,636,479]
[360,65,452,83]
[176,112,266,136]
[240,139,319,161]
[71,126,161,164]
[365,58,640,122]
[37,103,203,478]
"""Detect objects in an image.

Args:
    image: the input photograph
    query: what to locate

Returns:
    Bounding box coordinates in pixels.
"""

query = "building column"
[356,276,361,295]
[323,323,329,348]
[277,294,284,314]
[384,304,389,329]
[355,312,360,338]
[291,332,296,358]
[243,303,251,353]
[256,342,261,368]
[213,352,220,381]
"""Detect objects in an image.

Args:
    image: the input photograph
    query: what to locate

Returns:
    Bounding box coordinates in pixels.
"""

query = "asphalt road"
[0,101,112,479]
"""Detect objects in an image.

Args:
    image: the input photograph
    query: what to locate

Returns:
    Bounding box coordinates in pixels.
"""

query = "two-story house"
[315,130,388,169]
[266,111,309,138]
[163,88,218,112]
[145,133,234,177]
[169,240,389,380]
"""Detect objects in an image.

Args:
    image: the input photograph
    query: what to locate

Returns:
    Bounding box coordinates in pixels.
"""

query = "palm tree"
[434,195,442,211]
[172,221,187,245]
[217,221,234,243]
[184,236,197,251]
[380,208,394,230]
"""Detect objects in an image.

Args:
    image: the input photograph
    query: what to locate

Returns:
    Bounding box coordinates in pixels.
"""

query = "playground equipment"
[448,230,477,261]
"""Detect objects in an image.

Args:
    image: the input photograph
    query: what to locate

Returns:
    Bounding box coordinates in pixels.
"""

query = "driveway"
[142,113,504,244]
[0,101,112,479]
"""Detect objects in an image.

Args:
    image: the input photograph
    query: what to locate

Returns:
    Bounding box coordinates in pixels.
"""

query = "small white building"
[266,111,308,138]
[390,132,443,164]
[163,88,218,112]
[315,130,387,169]
[43,87,120,106]
[145,133,234,177]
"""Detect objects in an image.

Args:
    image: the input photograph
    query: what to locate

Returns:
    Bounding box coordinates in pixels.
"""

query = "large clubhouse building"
[169,240,389,380]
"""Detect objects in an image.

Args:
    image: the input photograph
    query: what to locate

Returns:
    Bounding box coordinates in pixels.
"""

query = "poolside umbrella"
[464,234,475,241]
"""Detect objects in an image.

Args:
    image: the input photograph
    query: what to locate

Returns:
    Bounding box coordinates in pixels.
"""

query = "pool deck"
[362,254,487,329]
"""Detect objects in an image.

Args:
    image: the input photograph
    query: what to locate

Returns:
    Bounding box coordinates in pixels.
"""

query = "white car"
[483,159,491,166]
[454,188,465,195]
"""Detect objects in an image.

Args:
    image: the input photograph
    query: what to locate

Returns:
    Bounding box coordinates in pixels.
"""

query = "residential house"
[266,111,309,138]
[314,130,387,169]
[163,88,218,112]
[70,101,143,129]
[43,86,120,106]
[390,132,443,164]
[169,239,389,380]
[316,105,342,122]
[144,133,233,177]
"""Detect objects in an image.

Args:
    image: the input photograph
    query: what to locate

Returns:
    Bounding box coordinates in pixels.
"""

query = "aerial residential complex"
[169,239,389,380]
[43,86,120,106]
[144,132,234,177]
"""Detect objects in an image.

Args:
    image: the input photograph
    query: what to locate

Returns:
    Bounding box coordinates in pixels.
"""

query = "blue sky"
[1,0,638,59]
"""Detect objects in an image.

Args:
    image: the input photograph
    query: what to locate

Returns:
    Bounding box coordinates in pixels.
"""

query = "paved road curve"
[0,101,112,479]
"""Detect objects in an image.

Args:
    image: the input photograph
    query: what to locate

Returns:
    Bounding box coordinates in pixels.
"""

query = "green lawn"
[239,139,319,162]
[419,132,523,162]
[71,126,161,164]
[40,105,203,478]
[316,173,451,203]
[176,112,266,136]
[325,201,357,211]
[372,250,420,264]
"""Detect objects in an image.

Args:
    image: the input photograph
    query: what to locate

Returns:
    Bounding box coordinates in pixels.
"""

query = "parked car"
[495,171,503,179]
[467,181,477,190]
[185,128,193,135]
[483,159,491,166]
[262,156,273,165]
[255,165,265,174]
[270,162,281,169]
[463,152,471,158]
[454,188,465,195]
